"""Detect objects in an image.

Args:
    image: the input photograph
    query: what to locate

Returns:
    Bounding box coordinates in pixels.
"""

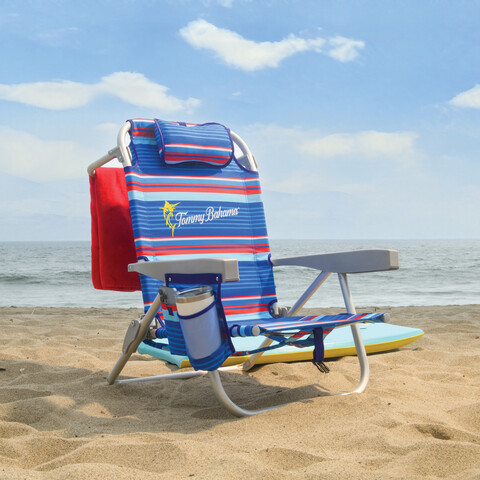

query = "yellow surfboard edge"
[178,331,425,369]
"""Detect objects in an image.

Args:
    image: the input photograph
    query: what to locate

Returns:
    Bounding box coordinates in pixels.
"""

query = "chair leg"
[348,323,370,393]
[107,293,163,385]
[208,370,284,417]
[114,370,207,384]
[338,273,370,394]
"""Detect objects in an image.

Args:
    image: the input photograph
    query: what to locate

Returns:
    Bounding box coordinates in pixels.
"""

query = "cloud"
[0,80,97,109]
[0,72,200,112]
[179,19,324,71]
[449,84,480,109]
[99,72,200,112]
[180,19,364,71]
[300,130,418,162]
[327,36,365,62]
[241,124,418,162]
[96,122,120,135]
[36,26,81,47]
[263,171,367,195]
[0,126,97,180]
[200,0,250,7]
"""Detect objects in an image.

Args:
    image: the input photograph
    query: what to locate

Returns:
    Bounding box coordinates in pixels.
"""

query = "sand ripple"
[1,305,479,479]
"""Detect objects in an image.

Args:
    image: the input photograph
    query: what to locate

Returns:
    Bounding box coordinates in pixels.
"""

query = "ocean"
[1,240,479,309]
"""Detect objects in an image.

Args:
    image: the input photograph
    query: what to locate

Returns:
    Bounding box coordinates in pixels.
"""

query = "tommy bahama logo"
[160,201,239,237]
[161,201,179,236]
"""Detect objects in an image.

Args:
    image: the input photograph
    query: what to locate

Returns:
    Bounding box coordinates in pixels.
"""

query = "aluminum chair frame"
[88,122,398,417]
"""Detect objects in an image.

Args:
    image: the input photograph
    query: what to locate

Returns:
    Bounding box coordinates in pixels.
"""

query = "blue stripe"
[128,190,262,204]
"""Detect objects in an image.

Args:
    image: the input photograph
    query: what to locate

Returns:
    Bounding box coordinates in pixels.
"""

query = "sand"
[0,305,479,479]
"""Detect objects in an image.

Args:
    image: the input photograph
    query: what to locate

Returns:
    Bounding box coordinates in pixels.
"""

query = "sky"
[1,0,479,241]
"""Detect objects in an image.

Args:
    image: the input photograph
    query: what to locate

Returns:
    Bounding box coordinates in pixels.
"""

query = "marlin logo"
[161,201,179,236]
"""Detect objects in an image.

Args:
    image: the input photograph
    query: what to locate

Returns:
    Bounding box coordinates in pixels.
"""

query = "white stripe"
[125,172,258,183]
[132,118,155,123]
[128,190,262,203]
[166,143,232,152]
[134,253,270,262]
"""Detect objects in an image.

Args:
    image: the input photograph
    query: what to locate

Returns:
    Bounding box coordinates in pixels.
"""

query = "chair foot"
[208,371,284,417]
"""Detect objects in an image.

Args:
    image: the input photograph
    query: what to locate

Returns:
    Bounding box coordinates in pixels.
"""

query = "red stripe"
[132,127,155,137]
[127,185,262,195]
[137,235,268,240]
[224,302,270,310]
[165,152,231,160]
[126,172,259,182]
[167,158,228,165]
[225,306,270,315]
[142,243,270,250]
[165,142,231,150]
[138,243,269,250]
[160,303,177,311]
[222,292,276,299]
[126,181,259,191]
[136,247,270,255]
[293,331,308,338]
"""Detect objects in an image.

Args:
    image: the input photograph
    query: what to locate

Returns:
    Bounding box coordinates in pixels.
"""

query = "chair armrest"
[128,257,240,282]
[271,249,399,274]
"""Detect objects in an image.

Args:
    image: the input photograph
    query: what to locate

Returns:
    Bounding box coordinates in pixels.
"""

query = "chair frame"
[88,121,399,417]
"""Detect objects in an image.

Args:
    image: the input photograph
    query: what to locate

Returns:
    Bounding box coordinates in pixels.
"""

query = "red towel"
[89,167,141,291]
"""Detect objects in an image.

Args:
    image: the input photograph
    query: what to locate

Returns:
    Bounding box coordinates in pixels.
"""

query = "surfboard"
[137,322,424,369]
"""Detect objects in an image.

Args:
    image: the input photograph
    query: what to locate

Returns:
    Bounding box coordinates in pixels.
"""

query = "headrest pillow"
[153,119,234,168]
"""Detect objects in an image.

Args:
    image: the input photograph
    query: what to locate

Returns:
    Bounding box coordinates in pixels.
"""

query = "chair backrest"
[125,119,278,324]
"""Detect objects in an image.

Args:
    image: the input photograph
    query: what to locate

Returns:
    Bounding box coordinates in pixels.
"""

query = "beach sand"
[0,305,479,479]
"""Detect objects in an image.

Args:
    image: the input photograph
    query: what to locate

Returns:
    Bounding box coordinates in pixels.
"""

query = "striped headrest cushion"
[153,119,234,168]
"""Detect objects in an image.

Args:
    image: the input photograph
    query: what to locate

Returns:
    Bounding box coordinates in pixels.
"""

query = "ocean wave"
[1,239,480,307]
[0,273,45,285]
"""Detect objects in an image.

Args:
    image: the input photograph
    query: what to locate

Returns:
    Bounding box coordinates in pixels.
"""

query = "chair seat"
[229,312,385,336]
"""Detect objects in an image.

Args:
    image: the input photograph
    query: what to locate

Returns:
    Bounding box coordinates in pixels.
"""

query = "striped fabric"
[125,119,384,370]
[126,119,275,325]
[158,300,187,356]
[154,120,233,167]
[126,118,275,368]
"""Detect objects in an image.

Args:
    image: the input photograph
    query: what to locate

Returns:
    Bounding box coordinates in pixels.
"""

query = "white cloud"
[263,171,367,195]
[241,124,419,165]
[0,72,200,112]
[200,0,235,6]
[96,122,119,133]
[99,72,200,112]
[0,80,96,109]
[449,84,480,109]
[327,36,365,62]
[0,126,96,180]
[300,130,418,162]
[180,19,347,71]
[36,26,81,46]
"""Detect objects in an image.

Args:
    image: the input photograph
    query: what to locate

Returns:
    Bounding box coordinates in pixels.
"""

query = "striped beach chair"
[88,119,399,416]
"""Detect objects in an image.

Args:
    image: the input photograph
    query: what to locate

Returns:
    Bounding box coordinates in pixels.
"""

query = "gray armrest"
[271,249,399,274]
[128,257,239,282]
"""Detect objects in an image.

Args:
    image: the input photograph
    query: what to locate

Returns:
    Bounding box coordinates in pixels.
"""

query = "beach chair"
[88,119,399,417]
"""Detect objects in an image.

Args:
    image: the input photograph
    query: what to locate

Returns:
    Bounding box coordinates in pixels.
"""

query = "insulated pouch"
[167,273,234,371]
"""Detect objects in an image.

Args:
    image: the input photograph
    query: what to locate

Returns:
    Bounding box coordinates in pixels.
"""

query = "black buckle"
[312,361,330,374]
